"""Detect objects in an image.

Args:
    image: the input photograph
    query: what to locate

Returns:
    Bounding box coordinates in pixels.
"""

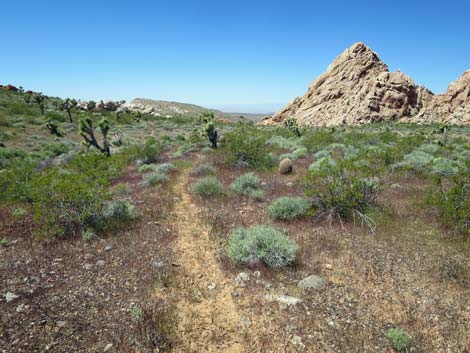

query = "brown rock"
[262,42,434,127]
[279,158,293,175]
[3,84,19,92]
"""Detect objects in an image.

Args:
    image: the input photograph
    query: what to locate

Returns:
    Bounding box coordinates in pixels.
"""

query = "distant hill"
[123,98,226,119]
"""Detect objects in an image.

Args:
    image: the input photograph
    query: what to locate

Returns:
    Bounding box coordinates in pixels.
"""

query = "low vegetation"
[227,226,298,268]
[267,196,310,221]
[193,176,224,197]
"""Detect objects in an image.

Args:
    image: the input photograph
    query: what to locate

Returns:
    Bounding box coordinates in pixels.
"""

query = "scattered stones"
[5,292,19,303]
[265,294,302,306]
[235,272,250,286]
[104,245,112,251]
[240,316,252,328]
[16,304,27,312]
[96,260,106,267]
[298,275,325,290]
[279,158,293,175]
[286,181,294,187]
[104,343,113,352]
[207,283,216,290]
[83,264,94,271]
[291,335,303,346]
[57,321,67,328]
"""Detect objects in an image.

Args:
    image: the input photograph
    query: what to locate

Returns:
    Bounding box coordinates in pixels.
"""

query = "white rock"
[5,292,19,303]
[265,294,302,306]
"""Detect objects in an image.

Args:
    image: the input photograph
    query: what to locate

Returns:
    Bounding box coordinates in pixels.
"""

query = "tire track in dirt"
[168,167,244,352]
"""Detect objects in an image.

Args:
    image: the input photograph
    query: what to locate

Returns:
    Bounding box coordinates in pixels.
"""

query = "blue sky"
[1,0,469,113]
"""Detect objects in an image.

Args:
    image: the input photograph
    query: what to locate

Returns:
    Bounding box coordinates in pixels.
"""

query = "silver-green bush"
[231,172,261,195]
[267,197,310,221]
[193,176,224,197]
[227,226,298,268]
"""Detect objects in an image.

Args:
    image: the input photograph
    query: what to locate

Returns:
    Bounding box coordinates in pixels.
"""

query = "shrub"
[143,171,170,186]
[29,167,110,238]
[103,200,138,223]
[394,150,433,173]
[138,138,162,164]
[429,157,462,176]
[386,328,411,352]
[193,176,224,197]
[247,188,265,201]
[231,172,261,195]
[154,163,176,174]
[305,161,383,229]
[223,126,274,170]
[138,164,156,173]
[308,156,336,172]
[267,197,310,221]
[190,163,216,176]
[227,226,298,268]
[425,176,470,236]
[12,207,28,217]
[81,229,95,241]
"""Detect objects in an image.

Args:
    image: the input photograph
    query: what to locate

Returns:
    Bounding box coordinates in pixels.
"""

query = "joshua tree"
[131,111,142,123]
[33,93,46,115]
[283,117,301,137]
[86,100,96,112]
[79,116,111,156]
[59,98,77,123]
[199,112,218,148]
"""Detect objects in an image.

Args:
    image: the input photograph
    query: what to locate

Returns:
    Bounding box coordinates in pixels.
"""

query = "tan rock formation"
[262,42,434,126]
[412,70,470,125]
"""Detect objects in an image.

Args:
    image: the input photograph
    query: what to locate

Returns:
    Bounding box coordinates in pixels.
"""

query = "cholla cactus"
[33,93,46,115]
[59,98,77,123]
[79,116,111,156]
[199,112,218,148]
[283,117,301,137]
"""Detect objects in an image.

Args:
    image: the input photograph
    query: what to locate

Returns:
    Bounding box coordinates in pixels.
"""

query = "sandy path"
[169,167,244,352]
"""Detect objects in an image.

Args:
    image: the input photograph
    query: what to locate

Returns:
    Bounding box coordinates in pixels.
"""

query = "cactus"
[79,116,111,156]
[131,111,142,123]
[199,112,218,148]
[32,93,46,115]
[283,117,301,137]
[59,98,77,123]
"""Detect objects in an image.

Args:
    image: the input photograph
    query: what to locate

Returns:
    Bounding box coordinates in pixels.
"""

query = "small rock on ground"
[298,275,325,290]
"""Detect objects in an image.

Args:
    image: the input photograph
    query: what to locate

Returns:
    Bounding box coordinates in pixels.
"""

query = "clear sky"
[2,0,469,113]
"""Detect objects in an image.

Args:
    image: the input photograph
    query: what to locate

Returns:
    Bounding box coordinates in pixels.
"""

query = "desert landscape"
[1,2,470,352]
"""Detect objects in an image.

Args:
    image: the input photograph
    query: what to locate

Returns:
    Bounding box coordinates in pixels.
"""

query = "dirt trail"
[168,167,244,352]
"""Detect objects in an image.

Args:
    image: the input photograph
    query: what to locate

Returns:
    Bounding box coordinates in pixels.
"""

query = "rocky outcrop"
[412,71,470,125]
[262,42,434,126]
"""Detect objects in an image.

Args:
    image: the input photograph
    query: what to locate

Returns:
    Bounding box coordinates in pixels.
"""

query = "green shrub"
[12,207,28,217]
[425,176,470,236]
[267,197,310,221]
[29,167,110,238]
[193,176,224,197]
[223,126,274,170]
[227,226,298,268]
[305,161,383,229]
[143,171,170,186]
[138,164,156,173]
[429,157,462,176]
[308,156,336,172]
[394,150,434,173]
[247,188,265,201]
[138,138,162,164]
[154,162,176,174]
[231,172,261,195]
[190,163,216,176]
[103,200,138,224]
[386,328,411,352]
[81,229,95,241]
